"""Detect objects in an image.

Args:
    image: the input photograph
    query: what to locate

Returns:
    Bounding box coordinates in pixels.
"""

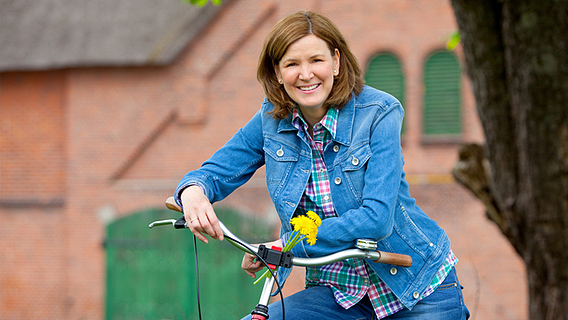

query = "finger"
[245,263,266,278]
[208,212,224,241]
[186,218,209,244]
[242,254,261,269]
[241,253,256,269]
[244,262,264,277]
[180,185,217,242]
[196,207,223,241]
[248,264,264,273]
[186,198,221,240]
[242,256,257,278]
[183,208,215,242]
[183,210,208,243]
[242,257,263,273]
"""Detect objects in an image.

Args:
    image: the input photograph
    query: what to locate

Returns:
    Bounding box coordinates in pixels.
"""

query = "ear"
[274,64,282,82]
[334,49,340,75]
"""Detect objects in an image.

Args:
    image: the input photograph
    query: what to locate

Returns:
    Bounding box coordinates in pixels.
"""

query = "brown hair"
[257,11,364,119]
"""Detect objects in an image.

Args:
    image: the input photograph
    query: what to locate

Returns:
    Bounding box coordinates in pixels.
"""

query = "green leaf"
[446,31,461,51]
[183,0,222,5]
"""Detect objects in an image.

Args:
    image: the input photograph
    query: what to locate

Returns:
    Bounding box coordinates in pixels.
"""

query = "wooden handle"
[373,251,413,267]
[165,196,182,213]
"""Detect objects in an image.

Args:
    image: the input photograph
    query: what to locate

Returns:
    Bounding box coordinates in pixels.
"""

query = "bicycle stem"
[259,275,276,307]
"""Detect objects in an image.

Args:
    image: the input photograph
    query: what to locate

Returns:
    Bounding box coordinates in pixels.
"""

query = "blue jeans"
[241,268,470,320]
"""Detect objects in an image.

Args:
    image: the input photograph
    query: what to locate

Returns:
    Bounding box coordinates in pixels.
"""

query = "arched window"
[365,52,405,105]
[423,51,461,137]
[365,52,405,133]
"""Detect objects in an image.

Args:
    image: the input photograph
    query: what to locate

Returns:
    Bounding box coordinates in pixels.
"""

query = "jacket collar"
[276,113,297,133]
[333,95,355,146]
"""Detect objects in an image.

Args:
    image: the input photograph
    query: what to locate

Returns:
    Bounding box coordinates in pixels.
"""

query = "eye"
[310,55,326,63]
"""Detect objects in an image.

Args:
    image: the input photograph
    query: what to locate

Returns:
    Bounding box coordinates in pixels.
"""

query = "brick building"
[0,0,527,319]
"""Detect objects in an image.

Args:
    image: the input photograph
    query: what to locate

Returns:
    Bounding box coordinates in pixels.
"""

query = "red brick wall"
[0,1,526,319]
[0,71,67,319]
[0,71,66,201]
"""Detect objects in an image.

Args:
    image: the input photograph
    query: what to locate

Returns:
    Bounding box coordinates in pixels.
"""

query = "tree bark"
[450,0,568,319]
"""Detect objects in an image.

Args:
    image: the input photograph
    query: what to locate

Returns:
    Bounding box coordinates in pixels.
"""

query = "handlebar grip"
[373,251,413,267]
[165,197,186,229]
[166,196,182,213]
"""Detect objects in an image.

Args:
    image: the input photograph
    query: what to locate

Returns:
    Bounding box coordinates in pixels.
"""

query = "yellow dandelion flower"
[254,211,322,285]
[290,211,320,246]
[306,210,322,227]
[305,231,317,245]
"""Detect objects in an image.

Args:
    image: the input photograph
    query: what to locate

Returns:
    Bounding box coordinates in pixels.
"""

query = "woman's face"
[275,34,340,121]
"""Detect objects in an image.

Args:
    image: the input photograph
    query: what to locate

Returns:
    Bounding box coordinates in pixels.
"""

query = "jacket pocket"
[264,138,299,197]
[391,203,437,261]
[340,143,372,200]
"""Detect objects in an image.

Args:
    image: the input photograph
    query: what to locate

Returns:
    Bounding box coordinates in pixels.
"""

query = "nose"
[298,64,313,81]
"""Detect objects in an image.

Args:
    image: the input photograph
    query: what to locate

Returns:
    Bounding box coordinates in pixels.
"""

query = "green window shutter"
[105,207,270,320]
[365,53,405,133]
[423,51,461,136]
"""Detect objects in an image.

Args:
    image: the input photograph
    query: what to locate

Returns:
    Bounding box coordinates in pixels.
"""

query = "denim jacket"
[176,85,451,309]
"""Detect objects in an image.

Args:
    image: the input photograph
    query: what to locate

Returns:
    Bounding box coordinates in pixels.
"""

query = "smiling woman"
[256,11,364,120]
[175,11,470,320]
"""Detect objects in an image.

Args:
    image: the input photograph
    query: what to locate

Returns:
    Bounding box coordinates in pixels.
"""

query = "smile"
[298,84,320,91]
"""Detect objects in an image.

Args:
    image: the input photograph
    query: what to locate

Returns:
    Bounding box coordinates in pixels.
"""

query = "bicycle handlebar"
[150,197,412,268]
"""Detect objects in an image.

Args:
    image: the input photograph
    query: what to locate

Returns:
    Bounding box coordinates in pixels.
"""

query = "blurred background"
[0,0,526,319]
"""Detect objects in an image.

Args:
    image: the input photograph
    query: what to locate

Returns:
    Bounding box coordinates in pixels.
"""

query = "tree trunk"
[449,0,568,319]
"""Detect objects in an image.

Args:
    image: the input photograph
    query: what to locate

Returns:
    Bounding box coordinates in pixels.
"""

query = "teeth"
[299,84,319,91]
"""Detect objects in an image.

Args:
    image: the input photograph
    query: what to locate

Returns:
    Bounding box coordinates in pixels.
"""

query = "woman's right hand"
[180,185,224,243]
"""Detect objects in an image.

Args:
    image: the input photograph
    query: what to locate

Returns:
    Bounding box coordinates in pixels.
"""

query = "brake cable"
[189,230,287,320]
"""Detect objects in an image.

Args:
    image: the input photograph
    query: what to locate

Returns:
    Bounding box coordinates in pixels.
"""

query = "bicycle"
[148,197,413,320]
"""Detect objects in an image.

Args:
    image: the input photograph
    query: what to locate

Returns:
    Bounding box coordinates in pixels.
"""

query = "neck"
[298,106,326,129]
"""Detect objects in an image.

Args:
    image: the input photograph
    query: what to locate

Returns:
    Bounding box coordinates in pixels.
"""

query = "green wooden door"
[105,207,270,320]
[423,51,462,136]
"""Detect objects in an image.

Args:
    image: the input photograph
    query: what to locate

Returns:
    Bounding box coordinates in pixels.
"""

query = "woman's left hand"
[241,239,282,278]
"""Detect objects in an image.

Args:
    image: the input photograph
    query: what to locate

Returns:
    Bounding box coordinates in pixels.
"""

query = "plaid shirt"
[291,107,457,319]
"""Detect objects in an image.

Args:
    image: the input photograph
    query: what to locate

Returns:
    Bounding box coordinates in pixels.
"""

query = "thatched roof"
[0,0,224,71]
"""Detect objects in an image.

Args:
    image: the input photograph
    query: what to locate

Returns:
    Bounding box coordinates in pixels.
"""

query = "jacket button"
[351,156,359,165]
[413,291,420,299]
[333,145,340,152]
[276,147,284,157]
[389,267,397,275]
[334,177,341,185]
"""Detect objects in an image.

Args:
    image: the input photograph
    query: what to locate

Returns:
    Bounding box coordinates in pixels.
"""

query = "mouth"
[298,84,320,92]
